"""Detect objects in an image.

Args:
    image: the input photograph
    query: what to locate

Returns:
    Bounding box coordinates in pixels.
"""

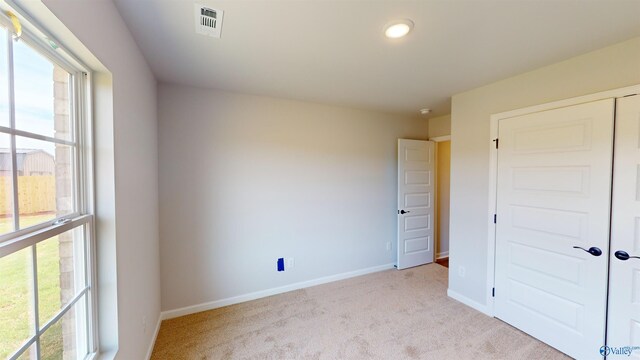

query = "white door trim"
[430,135,451,259]
[429,135,451,142]
[486,84,640,317]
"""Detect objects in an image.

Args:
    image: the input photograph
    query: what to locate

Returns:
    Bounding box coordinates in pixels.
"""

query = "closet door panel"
[609,94,640,357]
[494,99,615,360]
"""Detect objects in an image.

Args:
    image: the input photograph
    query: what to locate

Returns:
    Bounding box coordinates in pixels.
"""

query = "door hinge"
[493,138,499,149]
[493,214,497,224]
[492,287,495,297]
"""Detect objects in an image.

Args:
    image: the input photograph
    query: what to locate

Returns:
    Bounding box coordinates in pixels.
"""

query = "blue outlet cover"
[277,258,284,271]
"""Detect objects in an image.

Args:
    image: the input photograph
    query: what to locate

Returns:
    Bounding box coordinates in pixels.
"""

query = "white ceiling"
[113,0,640,116]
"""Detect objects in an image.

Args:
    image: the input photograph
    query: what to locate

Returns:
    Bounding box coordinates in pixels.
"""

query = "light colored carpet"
[151,264,570,359]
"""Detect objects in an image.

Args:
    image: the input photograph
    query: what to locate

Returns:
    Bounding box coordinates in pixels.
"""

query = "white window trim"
[0,6,98,360]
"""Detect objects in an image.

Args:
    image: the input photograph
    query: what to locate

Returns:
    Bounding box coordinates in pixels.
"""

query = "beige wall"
[158,84,427,312]
[449,36,640,307]
[428,115,451,137]
[436,141,450,258]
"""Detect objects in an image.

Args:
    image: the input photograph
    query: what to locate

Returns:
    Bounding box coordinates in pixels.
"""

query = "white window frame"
[0,8,97,360]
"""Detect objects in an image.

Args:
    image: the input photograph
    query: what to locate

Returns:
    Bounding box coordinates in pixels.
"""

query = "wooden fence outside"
[0,176,56,216]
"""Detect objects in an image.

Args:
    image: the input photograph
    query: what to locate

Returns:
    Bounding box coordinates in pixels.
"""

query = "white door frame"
[429,135,451,260]
[429,135,451,142]
[486,84,640,317]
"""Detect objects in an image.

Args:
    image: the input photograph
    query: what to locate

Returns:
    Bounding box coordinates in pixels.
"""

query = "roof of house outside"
[0,148,54,172]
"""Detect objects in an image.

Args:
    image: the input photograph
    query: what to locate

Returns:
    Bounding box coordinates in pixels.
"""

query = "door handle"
[614,250,640,261]
[573,246,603,257]
[400,210,410,214]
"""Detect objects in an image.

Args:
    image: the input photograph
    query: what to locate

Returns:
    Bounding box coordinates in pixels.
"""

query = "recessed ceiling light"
[384,19,414,39]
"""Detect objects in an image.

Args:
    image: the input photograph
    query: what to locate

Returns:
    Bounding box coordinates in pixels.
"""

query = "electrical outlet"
[286,257,295,269]
[142,316,147,334]
[458,266,466,278]
[386,242,391,251]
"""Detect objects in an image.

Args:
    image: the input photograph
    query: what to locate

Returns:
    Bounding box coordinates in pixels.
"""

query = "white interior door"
[608,94,640,357]
[494,99,615,359]
[397,139,434,270]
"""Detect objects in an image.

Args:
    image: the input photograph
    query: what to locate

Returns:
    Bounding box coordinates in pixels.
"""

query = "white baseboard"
[447,288,492,316]
[161,263,396,320]
[145,315,162,360]
[436,251,449,259]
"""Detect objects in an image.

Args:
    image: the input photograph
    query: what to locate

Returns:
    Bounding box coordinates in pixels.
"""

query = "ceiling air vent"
[195,4,224,38]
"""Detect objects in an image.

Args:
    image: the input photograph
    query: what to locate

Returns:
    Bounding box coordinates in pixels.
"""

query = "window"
[0,11,95,360]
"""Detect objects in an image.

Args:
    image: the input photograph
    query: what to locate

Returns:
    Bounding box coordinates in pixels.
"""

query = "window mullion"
[0,125,77,146]
[71,74,80,215]
[9,135,18,229]
[6,29,19,232]
[85,221,96,353]
[31,246,41,359]
[7,335,37,360]
[37,285,89,335]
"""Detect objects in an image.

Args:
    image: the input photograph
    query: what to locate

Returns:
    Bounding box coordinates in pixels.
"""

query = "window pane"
[13,39,72,141]
[0,246,35,359]
[15,136,75,229]
[37,226,86,326]
[0,133,15,235]
[0,26,9,128]
[40,298,88,360]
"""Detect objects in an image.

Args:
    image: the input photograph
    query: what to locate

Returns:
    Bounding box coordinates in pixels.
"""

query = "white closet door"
[494,99,615,359]
[608,94,640,357]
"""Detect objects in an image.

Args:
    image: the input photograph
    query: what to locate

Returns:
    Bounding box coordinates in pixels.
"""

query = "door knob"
[400,210,410,214]
[573,246,602,257]
[614,250,640,261]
